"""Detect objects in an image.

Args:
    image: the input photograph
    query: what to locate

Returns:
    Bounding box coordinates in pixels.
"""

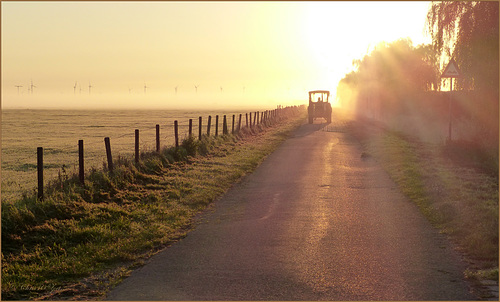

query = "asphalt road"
[107,119,475,300]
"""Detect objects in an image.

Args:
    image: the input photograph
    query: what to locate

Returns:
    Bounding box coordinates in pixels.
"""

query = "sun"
[297,1,432,106]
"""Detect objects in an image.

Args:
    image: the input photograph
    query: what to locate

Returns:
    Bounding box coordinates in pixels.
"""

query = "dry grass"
[347,115,498,281]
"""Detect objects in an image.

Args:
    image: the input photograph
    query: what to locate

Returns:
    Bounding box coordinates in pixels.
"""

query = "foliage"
[426,1,499,93]
[338,38,439,116]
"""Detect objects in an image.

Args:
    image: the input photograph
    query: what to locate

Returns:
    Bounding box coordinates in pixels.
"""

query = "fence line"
[33,106,303,200]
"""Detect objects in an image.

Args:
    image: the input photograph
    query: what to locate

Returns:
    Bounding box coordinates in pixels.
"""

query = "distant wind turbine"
[74,82,78,94]
[144,83,149,94]
[194,84,199,93]
[175,85,179,95]
[88,82,93,95]
[220,86,223,93]
[15,85,23,95]
[30,80,36,94]
[128,87,132,94]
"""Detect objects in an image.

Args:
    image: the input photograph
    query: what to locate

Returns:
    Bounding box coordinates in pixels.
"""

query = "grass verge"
[1,108,307,300]
[347,117,498,283]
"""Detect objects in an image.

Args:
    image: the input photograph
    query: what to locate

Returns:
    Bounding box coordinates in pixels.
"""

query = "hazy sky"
[1,1,432,110]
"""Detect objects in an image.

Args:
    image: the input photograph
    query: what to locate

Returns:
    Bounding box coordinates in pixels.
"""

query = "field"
[2,109,255,202]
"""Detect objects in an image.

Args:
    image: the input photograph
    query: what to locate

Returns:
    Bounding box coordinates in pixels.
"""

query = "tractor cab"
[308,90,332,124]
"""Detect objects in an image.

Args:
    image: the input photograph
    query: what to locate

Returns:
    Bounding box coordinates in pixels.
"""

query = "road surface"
[107,119,475,300]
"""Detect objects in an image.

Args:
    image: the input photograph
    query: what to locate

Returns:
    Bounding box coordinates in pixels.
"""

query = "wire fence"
[2,106,304,202]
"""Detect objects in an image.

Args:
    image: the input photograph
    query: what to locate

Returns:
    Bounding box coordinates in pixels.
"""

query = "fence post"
[249,112,252,128]
[78,140,84,185]
[135,129,140,163]
[174,120,179,147]
[207,115,212,136]
[198,116,202,140]
[253,112,257,126]
[238,114,242,132]
[189,119,193,137]
[156,124,160,152]
[232,114,235,134]
[246,113,249,128]
[215,115,219,136]
[223,115,228,135]
[37,147,43,200]
[104,137,113,172]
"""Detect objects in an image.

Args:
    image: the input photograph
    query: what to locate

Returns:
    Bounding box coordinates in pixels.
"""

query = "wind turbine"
[30,80,36,94]
[128,87,132,94]
[14,85,23,95]
[88,82,93,95]
[74,82,78,94]
[144,83,149,94]
[220,86,223,93]
[194,84,199,93]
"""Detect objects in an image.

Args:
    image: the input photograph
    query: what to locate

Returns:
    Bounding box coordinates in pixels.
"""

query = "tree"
[426,1,499,93]
[337,39,439,118]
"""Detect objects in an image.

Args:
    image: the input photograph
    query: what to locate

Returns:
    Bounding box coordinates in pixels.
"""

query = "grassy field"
[1,107,306,300]
[1,109,255,202]
[347,116,498,286]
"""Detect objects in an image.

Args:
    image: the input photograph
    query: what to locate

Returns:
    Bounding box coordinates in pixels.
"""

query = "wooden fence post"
[207,115,212,136]
[156,124,160,152]
[223,115,228,135]
[174,120,179,147]
[104,137,113,172]
[232,114,235,134]
[37,147,43,200]
[246,113,249,128]
[238,114,242,132]
[249,112,252,128]
[189,119,193,137]
[198,116,202,140]
[135,129,140,163]
[215,115,219,136]
[78,140,84,185]
[253,112,257,126]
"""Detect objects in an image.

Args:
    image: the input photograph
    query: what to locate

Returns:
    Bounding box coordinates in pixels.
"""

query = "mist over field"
[2,92,305,111]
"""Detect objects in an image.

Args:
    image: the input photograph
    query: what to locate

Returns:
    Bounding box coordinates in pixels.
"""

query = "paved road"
[108,119,475,300]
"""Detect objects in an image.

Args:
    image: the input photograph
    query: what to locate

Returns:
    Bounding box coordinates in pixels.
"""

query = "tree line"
[337,1,498,152]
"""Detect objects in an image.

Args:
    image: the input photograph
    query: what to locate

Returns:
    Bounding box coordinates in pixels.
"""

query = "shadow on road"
[290,121,330,138]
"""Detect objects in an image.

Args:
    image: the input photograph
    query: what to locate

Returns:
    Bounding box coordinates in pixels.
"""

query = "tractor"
[308,90,332,124]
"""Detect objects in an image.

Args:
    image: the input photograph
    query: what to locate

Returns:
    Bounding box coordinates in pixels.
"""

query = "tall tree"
[426,1,499,93]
